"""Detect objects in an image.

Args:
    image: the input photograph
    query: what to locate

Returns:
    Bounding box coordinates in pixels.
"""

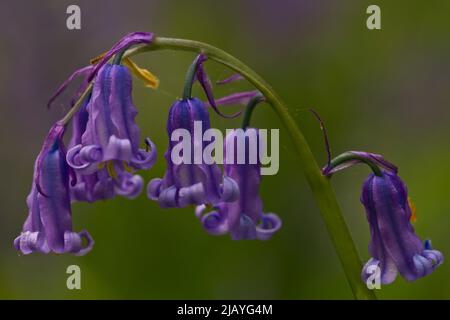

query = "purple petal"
[175,164,207,188]
[220,176,239,202]
[34,122,65,196]
[68,97,90,148]
[114,172,143,199]
[423,250,444,267]
[47,65,93,109]
[256,213,282,241]
[14,231,49,255]
[92,175,115,201]
[212,91,260,107]
[64,230,94,256]
[195,204,207,218]
[198,206,229,235]
[361,258,398,285]
[131,138,157,170]
[66,144,101,174]
[70,170,115,203]
[158,185,178,208]
[147,178,163,201]
[108,65,141,153]
[104,135,133,161]
[195,54,242,118]
[38,145,74,253]
[216,73,244,85]
[178,182,205,207]
[231,214,257,240]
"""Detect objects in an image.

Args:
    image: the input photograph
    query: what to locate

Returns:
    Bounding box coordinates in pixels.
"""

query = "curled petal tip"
[147,178,163,201]
[200,209,229,236]
[158,185,178,208]
[114,173,144,199]
[256,213,282,241]
[195,204,207,218]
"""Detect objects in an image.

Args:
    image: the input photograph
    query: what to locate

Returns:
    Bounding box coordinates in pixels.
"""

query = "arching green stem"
[59,82,93,126]
[182,54,201,100]
[66,37,376,300]
[112,50,126,65]
[241,93,264,129]
[327,152,383,177]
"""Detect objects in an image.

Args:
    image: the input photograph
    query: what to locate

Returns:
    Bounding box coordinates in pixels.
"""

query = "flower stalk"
[182,54,201,99]
[59,82,93,126]
[326,151,383,177]
[241,93,264,129]
[64,36,376,299]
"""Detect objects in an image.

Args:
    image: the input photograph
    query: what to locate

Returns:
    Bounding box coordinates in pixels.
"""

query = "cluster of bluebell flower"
[15,32,442,286]
[15,32,281,257]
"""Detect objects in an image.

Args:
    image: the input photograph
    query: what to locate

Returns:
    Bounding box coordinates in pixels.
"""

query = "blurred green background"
[1,0,450,299]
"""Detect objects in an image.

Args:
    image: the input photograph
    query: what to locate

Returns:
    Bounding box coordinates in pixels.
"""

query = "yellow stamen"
[97,162,106,170]
[90,53,105,65]
[90,53,159,89]
[123,161,134,173]
[122,57,159,89]
[106,160,118,180]
[408,197,417,223]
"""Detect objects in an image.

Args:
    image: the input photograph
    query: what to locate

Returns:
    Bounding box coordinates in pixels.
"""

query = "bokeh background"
[1,0,450,299]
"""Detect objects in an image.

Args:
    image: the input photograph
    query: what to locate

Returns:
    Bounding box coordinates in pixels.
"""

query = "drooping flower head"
[15,123,94,255]
[147,97,239,207]
[47,32,158,201]
[66,62,157,199]
[324,151,443,284]
[196,128,282,240]
[147,54,240,208]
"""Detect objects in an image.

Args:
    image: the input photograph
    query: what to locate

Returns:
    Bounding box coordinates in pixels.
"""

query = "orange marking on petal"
[408,197,417,223]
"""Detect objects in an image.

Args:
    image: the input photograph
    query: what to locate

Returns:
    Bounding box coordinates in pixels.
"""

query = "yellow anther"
[106,160,118,180]
[90,53,104,65]
[90,53,159,89]
[408,197,417,223]
[97,162,106,170]
[123,161,134,173]
[122,57,159,89]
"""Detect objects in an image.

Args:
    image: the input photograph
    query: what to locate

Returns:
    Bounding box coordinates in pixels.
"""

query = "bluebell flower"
[66,63,157,199]
[196,128,281,240]
[15,123,94,255]
[147,97,239,208]
[147,54,240,208]
[360,169,443,284]
[324,151,443,284]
